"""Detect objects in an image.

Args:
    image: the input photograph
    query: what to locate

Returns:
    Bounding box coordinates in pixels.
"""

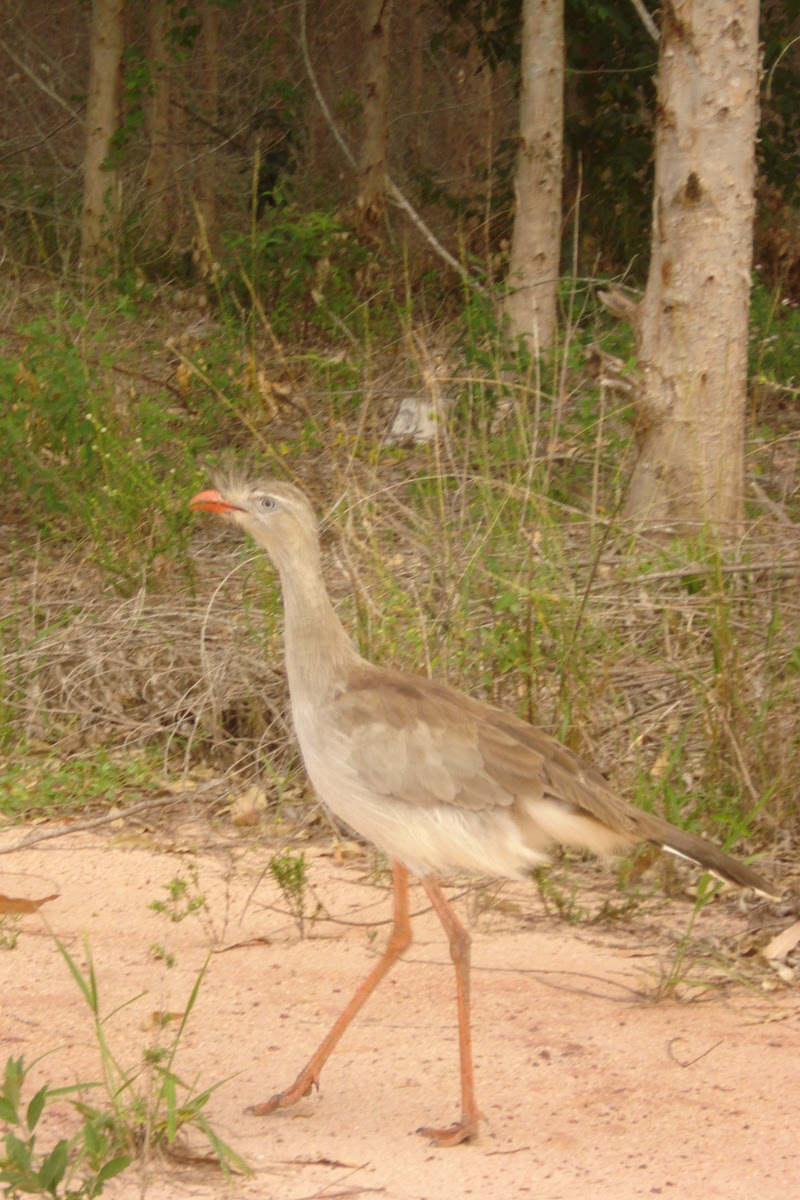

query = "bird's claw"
[246,1092,284,1116]
[417,1120,479,1147]
[246,1077,317,1116]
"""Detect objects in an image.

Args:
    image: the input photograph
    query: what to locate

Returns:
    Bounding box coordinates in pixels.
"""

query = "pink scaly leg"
[249,860,412,1116]
[417,878,482,1146]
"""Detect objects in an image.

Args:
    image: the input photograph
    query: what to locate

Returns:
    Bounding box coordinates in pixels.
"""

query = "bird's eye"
[257,495,277,512]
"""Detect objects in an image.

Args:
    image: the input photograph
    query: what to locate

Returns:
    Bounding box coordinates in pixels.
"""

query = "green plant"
[148,862,230,946]
[0,1055,130,1199]
[0,916,22,951]
[649,877,726,1000]
[531,865,586,924]
[148,873,208,925]
[0,751,163,822]
[0,301,207,592]
[749,279,800,391]
[268,851,310,936]
[148,943,175,969]
[50,932,248,1176]
[223,208,382,339]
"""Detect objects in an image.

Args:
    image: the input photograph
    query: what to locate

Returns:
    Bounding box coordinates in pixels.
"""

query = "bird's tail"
[638,812,778,899]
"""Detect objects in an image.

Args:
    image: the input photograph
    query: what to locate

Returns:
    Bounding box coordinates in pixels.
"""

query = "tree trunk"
[80,0,124,269]
[625,0,760,532]
[143,0,171,243]
[357,0,392,239]
[406,0,423,163]
[504,0,564,351]
[193,0,219,269]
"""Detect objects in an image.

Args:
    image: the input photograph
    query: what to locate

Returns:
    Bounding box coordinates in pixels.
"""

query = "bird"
[189,474,775,1147]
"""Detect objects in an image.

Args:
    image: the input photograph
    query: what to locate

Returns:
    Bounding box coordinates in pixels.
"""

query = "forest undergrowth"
[1,251,799,891]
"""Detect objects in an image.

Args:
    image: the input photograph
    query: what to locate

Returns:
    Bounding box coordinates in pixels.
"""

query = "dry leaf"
[332,839,364,864]
[143,1011,186,1030]
[162,778,200,795]
[108,833,155,849]
[14,364,38,392]
[0,891,58,914]
[175,361,192,396]
[762,919,800,963]
[483,897,523,916]
[230,784,268,826]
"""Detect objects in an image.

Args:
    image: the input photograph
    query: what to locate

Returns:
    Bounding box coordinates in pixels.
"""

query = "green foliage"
[0,751,163,821]
[0,301,207,591]
[565,0,657,273]
[108,49,150,166]
[0,916,22,951]
[268,851,310,936]
[49,933,248,1176]
[148,943,176,968]
[532,866,586,924]
[0,174,74,268]
[649,877,728,1000]
[0,1056,130,1200]
[147,861,233,947]
[148,873,208,925]
[223,208,382,339]
[749,279,800,389]
[436,0,657,270]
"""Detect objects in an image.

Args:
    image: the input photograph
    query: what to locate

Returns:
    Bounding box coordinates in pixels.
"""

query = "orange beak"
[189,488,241,515]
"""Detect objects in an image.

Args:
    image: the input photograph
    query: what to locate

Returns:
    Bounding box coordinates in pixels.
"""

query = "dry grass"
[1,363,799,878]
[330,465,800,818]
[10,472,800,851]
[0,541,294,786]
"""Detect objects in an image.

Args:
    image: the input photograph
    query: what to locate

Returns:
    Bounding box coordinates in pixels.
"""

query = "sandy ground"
[1,817,798,1200]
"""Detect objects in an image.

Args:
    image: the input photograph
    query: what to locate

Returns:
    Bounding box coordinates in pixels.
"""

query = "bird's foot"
[246,1075,317,1116]
[417,1118,480,1147]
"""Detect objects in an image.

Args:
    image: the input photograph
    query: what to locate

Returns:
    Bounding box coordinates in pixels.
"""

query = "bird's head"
[189,475,320,566]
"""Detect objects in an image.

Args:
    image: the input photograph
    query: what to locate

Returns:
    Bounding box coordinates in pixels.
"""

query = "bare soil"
[2,818,798,1200]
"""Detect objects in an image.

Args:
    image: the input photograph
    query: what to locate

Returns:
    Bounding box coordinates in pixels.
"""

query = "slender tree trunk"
[357,0,392,239]
[168,49,190,249]
[407,1,423,162]
[193,0,219,268]
[504,0,563,351]
[626,0,760,531]
[80,0,124,269]
[143,0,171,242]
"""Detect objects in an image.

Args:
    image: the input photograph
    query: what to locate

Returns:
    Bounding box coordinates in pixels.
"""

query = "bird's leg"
[417,879,482,1146]
[248,860,412,1116]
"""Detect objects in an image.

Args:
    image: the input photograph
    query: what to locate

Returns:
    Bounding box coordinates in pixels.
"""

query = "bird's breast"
[290,699,548,879]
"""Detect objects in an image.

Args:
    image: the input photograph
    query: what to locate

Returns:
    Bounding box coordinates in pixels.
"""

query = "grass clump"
[268,850,311,937]
[0,934,247,1197]
[0,1054,130,1200]
[50,933,247,1177]
[0,750,163,822]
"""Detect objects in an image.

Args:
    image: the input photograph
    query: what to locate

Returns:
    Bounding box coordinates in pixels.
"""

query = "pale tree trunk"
[143,0,171,242]
[504,0,563,351]
[626,0,760,531]
[80,0,124,269]
[357,0,392,239]
[193,0,219,269]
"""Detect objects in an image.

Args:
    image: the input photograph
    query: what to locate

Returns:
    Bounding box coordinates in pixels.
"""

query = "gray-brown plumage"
[190,475,775,1145]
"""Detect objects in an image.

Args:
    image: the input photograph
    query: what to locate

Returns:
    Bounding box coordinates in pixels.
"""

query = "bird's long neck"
[273,540,361,699]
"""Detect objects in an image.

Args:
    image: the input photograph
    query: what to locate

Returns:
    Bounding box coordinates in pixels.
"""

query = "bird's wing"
[329,667,638,838]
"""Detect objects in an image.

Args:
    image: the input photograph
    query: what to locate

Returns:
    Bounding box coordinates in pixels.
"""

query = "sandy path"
[1,825,797,1200]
